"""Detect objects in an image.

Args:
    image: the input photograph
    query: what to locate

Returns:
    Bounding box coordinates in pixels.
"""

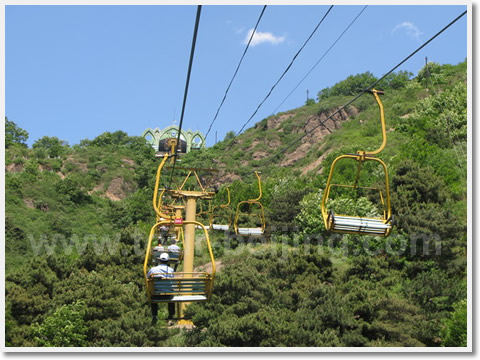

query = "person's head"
[170,239,177,246]
[159,253,169,263]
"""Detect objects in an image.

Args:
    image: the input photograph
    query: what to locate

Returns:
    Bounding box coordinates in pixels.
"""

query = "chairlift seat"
[212,224,229,231]
[328,213,392,236]
[195,224,210,230]
[150,273,212,303]
[237,228,264,236]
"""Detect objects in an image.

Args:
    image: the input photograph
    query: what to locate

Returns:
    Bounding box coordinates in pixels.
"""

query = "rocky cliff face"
[279,106,358,168]
[212,105,359,184]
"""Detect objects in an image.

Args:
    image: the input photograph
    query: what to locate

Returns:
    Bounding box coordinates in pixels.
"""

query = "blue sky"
[6,4,468,147]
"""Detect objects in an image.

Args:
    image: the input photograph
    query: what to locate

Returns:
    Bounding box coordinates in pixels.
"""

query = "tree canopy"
[5,118,29,148]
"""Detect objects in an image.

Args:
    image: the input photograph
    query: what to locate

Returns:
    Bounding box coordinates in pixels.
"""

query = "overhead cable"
[205,5,267,141]
[270,5,368,116]
[168,5,202,186]
[226,5,335,150]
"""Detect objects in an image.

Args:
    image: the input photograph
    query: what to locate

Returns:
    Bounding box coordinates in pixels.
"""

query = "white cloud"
[243,28,286,47]
[392,22,423,41]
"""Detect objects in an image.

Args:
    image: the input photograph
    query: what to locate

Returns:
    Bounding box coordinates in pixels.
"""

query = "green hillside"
[5,60,467,347]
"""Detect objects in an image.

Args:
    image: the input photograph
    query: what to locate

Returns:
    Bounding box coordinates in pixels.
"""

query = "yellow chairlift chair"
[234,171,266,236]
[144,219,215,303]
[209,187,232,231]
[321,89,393,237]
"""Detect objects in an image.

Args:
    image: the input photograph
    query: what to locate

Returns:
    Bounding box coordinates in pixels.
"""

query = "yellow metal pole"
[183,197,196,273]
[174,205,183,321]
[178,196,197,320]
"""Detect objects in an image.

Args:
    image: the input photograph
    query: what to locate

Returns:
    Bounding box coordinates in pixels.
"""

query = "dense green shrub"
[32,302,88,347]
[399,82,467,147]
[441,299,467,347]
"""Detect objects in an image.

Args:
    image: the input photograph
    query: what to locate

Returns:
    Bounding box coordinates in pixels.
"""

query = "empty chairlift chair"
[321,89,393,237]
[209,187,232,231]
[234,171,266,236]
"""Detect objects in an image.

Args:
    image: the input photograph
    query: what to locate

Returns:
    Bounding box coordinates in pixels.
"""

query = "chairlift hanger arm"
[363,89,387,156]
[248,171,263,202]
[221,187,231,208]
[153,155,175,220]
[215,187,231,209]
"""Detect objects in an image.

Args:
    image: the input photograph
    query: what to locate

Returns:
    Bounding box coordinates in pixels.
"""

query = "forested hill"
[5,60,467,347]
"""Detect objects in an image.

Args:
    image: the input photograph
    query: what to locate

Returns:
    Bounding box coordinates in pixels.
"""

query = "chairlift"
[320,89,393,237]
[144,220,215,303]
[209,187,232,231]
[234,171,266,236]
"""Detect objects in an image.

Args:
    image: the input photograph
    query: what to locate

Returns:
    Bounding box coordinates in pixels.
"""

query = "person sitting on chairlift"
[159,225,169,245]
[153,238,165,252]
[167,239,181,253]
[167,240,181,271]
[148,253,175,323]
